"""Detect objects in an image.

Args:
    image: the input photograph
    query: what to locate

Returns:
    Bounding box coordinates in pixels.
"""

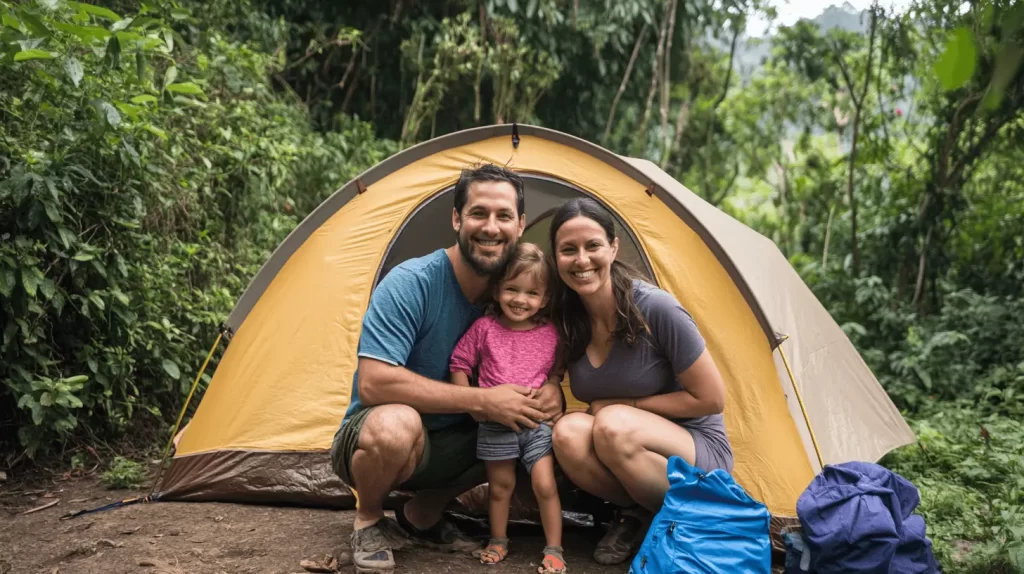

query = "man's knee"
[592,405,641,460]
[551,413,593,457]
[359,404,423,455]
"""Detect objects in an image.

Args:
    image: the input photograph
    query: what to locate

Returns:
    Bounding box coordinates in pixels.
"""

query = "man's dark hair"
[453,163,525,216]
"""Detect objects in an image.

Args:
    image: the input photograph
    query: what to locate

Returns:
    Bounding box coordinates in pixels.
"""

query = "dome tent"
[159,124,914,523]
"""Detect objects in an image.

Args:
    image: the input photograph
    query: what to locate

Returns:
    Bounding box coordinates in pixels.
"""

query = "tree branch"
[700,20,741,193]
[709,159,741,206]
[603,24,650,144]
[841,5,878,276]
[833,45,860,107]
[660,0,678,158]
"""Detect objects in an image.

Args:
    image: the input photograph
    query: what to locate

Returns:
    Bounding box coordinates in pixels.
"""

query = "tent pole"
[777,338,825,471]
[149,331,224,496]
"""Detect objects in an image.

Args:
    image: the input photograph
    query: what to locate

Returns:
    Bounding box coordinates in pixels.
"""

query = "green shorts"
[330,406,486,493]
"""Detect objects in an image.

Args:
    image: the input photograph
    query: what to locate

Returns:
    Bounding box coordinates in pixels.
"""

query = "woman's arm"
[634,350,726,417]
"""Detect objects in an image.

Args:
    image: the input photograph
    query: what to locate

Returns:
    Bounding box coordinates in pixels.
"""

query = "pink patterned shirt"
[449,315,559,390]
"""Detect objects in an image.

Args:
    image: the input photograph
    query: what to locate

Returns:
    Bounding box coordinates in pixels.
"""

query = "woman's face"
[553,215,619,297]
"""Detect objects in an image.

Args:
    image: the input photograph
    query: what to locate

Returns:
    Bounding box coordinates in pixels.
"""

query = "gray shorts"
[477,421,553,474]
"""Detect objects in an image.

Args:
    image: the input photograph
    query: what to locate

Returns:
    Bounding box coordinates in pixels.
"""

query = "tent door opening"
[375,173,655,286]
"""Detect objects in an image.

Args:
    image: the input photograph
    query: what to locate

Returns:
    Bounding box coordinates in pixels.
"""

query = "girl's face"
[553,216,619,298]
[497,270,548,325]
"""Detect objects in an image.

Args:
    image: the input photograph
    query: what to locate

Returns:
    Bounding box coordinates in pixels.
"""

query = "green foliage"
[884,410,1024,573]
[0,0,395,457]
[935,27,977,91]
[2,0,1023,571]
[100,455,146,489]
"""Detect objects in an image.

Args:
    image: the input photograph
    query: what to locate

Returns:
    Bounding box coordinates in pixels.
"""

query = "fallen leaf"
[299,555,338,573]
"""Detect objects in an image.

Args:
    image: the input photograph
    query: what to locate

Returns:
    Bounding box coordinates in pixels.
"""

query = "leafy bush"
[100,455,146,489]
[0,0,396,458]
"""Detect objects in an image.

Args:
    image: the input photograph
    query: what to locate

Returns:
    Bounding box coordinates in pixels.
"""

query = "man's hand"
[477,386,546,431]
[534,382,565,424]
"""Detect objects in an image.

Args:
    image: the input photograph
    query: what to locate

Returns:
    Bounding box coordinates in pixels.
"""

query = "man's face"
[453,180,525,276]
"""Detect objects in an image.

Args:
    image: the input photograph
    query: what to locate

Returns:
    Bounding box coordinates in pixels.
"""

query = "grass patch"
[882,405,1024,573]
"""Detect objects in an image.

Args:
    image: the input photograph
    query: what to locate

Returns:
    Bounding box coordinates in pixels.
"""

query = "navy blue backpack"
[628,455,772,574]
[793,461,940,573]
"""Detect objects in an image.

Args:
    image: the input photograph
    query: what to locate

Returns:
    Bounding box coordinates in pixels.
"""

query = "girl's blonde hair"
[486,242,555,322]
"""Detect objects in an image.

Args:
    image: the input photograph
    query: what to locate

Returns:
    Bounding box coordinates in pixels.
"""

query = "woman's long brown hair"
[548,198,649,363]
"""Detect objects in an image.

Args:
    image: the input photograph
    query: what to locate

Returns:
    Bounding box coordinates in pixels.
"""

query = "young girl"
[449,242,567,574]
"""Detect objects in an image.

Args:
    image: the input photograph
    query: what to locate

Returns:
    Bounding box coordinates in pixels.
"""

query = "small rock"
[119,526,141,535]
[138,559,158,567]
[336,552,352,566]
[167,528,181,536]
[97,539,123,548]
[0,470,7,482]
[213,515,224,522]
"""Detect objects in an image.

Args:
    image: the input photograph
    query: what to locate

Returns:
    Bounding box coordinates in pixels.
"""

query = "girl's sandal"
[478,537,509,565]
[538,545,567,574]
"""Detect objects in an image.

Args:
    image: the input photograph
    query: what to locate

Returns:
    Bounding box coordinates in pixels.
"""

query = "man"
[330,163,566,573]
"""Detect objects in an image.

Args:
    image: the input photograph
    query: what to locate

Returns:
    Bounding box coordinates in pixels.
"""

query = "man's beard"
[458,231,516,277]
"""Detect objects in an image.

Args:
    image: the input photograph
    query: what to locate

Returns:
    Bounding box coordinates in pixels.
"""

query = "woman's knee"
[592,405,642,459]
[551,413,594,459]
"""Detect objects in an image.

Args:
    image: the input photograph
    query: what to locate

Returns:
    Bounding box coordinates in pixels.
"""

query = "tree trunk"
[603,24,649,144]
[632,0,671,154]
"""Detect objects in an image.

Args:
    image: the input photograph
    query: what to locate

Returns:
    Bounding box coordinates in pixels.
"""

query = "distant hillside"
[729,2,872,80]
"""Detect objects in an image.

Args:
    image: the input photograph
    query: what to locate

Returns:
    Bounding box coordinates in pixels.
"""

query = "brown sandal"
[478,537,509,564]
[538,545,567,573]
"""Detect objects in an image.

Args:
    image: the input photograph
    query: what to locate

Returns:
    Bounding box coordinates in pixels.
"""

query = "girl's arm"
[451,371,472,387]
[448,318,485,386]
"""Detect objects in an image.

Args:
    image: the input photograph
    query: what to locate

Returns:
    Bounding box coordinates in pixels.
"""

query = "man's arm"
[361,358,547,431]
[360,357,488,415]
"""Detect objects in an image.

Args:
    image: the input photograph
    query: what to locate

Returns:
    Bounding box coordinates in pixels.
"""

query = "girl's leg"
[531,455,566,574]
[480,459,516,564]
[550,413,633,507]
[530,455,561,548]
[591,404,698,512]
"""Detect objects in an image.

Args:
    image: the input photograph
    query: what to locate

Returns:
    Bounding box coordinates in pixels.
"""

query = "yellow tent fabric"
[162,125,913,520]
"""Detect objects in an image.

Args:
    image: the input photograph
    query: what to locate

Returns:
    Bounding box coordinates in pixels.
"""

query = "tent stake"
[149,331,224,496]
[777,336,825,471]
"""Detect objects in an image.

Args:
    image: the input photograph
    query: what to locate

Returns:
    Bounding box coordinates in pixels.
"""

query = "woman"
[548,197,734,566]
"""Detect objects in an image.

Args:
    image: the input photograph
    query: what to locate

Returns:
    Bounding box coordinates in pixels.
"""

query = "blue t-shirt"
[343,248,483,431]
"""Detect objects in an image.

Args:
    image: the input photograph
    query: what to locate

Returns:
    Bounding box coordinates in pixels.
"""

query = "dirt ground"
[0,475,631,574]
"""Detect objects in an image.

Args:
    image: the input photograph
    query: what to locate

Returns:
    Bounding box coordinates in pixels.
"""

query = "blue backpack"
[793,461,940,573]
[628,456,772,574]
